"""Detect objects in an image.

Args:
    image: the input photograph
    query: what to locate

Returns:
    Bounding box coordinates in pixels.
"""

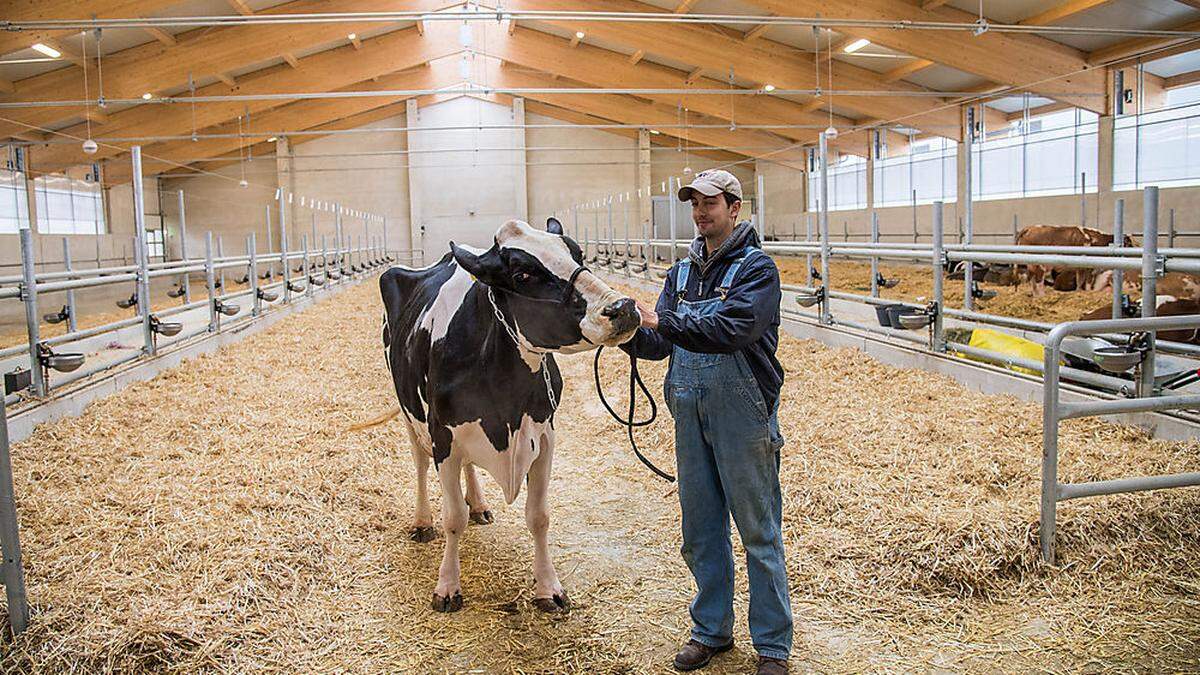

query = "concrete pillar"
[512,97,529,222]
[405,99,423,254]
[1098,114,1115,219]
[637,129,652,238]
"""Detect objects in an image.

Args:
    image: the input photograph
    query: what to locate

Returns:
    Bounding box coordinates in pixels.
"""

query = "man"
[622,169,791,674]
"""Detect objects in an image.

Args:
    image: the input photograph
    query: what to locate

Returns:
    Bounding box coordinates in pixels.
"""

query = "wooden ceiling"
[3,0,1200,181]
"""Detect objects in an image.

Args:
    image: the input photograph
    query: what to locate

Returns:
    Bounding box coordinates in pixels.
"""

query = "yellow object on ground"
[963,327,1047,376]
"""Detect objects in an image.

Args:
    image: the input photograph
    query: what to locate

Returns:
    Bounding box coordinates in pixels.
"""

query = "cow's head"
[450,218,640,353]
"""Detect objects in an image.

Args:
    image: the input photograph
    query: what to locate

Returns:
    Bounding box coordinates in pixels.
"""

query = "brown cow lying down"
[1016,225,1135,295]
[1079,297,1200,344]
[1113,272,1200,299]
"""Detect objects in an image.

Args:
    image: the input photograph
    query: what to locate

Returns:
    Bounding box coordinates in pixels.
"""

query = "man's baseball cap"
[677,169,742,202]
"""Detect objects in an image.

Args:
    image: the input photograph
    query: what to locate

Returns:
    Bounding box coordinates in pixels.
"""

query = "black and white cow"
[378,217,639,613]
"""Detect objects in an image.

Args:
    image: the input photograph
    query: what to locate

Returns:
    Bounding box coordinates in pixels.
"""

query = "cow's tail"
[349,406,402,431]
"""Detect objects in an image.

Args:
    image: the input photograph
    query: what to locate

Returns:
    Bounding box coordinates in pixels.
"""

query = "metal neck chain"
[486,287,558,412]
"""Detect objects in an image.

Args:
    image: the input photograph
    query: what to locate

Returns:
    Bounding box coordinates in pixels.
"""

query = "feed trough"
[287,281,306,293]
[1093,346,1145,373]
[971,282,997,300]
[257,289,279,303]
[309,275,326,287]
[234,274,249,285]
[116,294,138,309]
[214,300,241,317]
[167,284,187,298]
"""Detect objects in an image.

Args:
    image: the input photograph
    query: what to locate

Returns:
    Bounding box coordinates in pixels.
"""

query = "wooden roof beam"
[1018,0,1114,26]
[142,24,177,47]
[674,0,701,13]
[0,0,449,141]
[1165,68,1200,89]
[226,0,255,15]
[283,52,301,68]
[629,49,645,65]
[742,21,772,42]
[1088,18,1200,65]
[0,1,182,61]
[742,0,1105,112]
[882,59,934,82]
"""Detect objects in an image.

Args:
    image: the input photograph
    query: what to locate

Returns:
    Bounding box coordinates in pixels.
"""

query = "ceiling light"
[141,92,153,100]
[267,136,277,142]
[31,43,61,59]
[843,38,870,54]
[649,129,661,135]
[763,84,776,92]
[347,33,357,40]
[824,125,839,139]
[575,31,585,39]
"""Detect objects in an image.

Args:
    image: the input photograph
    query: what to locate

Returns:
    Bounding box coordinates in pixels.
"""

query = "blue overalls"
[664,248,792,661]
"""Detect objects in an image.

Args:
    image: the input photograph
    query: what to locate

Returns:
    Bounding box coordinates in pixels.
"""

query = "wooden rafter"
[503,0,972,137]
[27,27,452,172]
[742,0,1105,112]
[0,0,449,141]
[1004,100,1072,121]
[1088,18,1200,65]
[883,59,934,82]
[215,72,237,87]
[684,66,704,84]
[226,0,255,15]
[1018,0,1114,26]
[742,21,772,42]
[349,34,363,50]
[674,0,700,13]
[921,0,949,8]
[0,1,182,61]
[283,53,301,68]
[142,24,177,47]
[0,78,13,94]
[1165,68,1200,89]
[569,32,584,47]
[628,49,645,65]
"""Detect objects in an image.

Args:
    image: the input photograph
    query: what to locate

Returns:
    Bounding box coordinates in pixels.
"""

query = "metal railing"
[1041,313,1200,564]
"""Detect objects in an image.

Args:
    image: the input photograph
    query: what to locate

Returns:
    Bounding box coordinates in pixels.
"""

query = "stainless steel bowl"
[795,292,822,308]
[1093,346,1144,373]
[44,352,85,373]
[898,312,933,330]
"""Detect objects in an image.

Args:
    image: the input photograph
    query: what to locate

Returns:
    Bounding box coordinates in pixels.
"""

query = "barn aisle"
[2,277,1197,672]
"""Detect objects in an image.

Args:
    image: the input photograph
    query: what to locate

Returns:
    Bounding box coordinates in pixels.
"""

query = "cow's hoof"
[431,591,464,613]
[409,526,438,543]
[469,510,494,525]
[533,590,570,613]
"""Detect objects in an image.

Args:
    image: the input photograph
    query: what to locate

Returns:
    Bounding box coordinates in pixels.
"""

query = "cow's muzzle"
[601,298,640,335]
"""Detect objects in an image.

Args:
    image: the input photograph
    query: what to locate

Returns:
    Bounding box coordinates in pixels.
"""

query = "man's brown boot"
[672,639,733,671]
[757,656,788,674]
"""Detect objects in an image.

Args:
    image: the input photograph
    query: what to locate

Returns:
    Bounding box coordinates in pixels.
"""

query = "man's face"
[690,193,740,239]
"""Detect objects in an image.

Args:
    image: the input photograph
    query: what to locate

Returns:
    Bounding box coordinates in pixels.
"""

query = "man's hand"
[635,299,659,330]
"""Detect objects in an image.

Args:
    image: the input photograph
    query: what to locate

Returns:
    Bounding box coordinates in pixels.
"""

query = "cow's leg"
[528,431,568,612]
[464,463,494,525]
[406,424,437,543]
[432,455,468,612]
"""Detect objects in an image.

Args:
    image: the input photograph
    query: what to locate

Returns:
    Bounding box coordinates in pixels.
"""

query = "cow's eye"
[514,271,532,283]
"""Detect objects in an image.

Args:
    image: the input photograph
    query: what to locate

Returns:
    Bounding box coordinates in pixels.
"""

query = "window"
[972,107,1098,201]
[1114,82,1200,190]
[34,173,106,235]
[873,136,957,207]
[807,152,867,212]
[146,229,164,260]
[0,168,29,233]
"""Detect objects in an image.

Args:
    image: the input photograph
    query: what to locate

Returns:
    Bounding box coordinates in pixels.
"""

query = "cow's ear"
[451,242,507,285]
[546,217,564,235]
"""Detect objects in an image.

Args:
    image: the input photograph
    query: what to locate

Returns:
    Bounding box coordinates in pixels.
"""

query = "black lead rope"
[593,346,676,483]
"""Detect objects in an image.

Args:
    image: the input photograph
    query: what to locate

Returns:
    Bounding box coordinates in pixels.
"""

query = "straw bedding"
[775,258,1117,325]
[1,276,1197,672]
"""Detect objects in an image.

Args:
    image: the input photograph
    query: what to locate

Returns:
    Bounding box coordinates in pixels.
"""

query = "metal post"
[320,235,328,288]
[382,216,388,259]
[1140,186,1159,397]
[18,229,44,397]
[303,235,312,298]
[278,190,290,303]
[62,238,77,333]
[573,207,582,261]
[668,177,678,265]
[1112,199,1124,320]
[1040,329,1061,564]
[964,107,975,312]
[335,208,343,282]
[932,200,945,352]
[1169,208,1176,249]
[911,189,918,243]
[805,214,813,286]
[622,194,630,277]
[1080,172,1088,227]
[177,190,190,303]
[131,147,155,357]
[249,233,260,317]
[819,131,831,325]
[1012,214,1019,242]
[607,197,614,266]
[870,212,879,298]
[204,232,217,332]
[0,394,29,635]
[264,205,274,282]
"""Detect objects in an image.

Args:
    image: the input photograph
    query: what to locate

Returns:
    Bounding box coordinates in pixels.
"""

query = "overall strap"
[717,246,760,297]
[675,259,691,299]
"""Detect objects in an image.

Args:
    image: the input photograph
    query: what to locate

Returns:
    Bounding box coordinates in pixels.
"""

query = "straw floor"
[775,258,1117,325]
[1,277,1197,672]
